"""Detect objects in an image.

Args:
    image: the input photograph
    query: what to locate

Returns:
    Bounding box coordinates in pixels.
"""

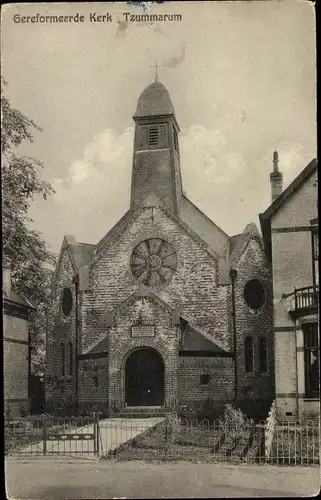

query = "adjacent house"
[260,155,319,422]
[3,265,34,418]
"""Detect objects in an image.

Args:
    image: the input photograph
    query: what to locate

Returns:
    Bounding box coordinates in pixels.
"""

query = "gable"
[237,237,267,272]
[52,244,76,297]
[271,173,317,228]
[86,207,232,351]
[92,203,220,267]
[259,159,317,262]
[260,159,317,221]
[229,224,263,267]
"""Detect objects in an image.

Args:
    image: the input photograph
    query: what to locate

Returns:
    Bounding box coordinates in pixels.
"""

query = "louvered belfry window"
[148,126,159,146]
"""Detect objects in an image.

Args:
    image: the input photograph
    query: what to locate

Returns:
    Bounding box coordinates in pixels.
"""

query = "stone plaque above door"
[131,325,155,337]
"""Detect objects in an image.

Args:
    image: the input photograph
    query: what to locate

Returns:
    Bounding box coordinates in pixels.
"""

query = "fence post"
[95,412,100,457]
[43,414,47,456]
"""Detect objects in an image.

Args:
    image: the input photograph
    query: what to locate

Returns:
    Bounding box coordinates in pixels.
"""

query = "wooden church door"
[125,348,164,406]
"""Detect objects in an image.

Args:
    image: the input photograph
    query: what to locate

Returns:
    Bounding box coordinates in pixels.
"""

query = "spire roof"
[133,81,175,118]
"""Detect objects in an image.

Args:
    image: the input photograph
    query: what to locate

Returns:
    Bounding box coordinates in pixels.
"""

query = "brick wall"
[4,313,29,417]
[87,207,230,352]
[233,239,274,403]
[46,247,77,408]
[78,357,108,413]
[178,356,234,408]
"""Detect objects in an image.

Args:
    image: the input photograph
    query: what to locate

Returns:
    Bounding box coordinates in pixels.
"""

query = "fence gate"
[5,415,100,457]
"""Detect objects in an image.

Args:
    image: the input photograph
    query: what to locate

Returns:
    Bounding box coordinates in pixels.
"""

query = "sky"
[2,1,316,254]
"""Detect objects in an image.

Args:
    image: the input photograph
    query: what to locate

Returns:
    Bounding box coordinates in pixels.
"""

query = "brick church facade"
[46,80,274,417]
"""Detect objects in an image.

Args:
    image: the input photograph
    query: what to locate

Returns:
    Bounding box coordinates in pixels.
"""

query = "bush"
[219,404,254,435]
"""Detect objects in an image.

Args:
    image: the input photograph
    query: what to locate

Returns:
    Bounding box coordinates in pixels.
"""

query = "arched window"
[61,343,65,377]
[245,336,254,373]
[68,342,73,376]
[259,338,268,373]
[61,288,73,317]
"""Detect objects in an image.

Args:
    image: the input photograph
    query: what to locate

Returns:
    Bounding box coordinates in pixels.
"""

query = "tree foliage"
[2,77,56,375]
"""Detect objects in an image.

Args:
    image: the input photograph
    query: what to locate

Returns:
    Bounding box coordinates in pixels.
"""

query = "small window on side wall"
[68,342,73,376]
[245,336,254,373]
[200,374,210,385]
[259,338,268,374]
[61,343,65,377]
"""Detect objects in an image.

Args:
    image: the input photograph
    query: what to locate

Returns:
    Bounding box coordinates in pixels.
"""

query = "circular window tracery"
[130,238,177,286]
[243,279,266,310]
[61,288,73,317]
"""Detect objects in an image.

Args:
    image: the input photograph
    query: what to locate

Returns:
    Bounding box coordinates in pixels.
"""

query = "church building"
[46,80,274,418]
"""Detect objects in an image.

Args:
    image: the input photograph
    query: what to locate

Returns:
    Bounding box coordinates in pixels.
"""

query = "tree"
[2,77,56,375]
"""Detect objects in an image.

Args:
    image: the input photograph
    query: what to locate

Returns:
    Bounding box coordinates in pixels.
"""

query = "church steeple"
[130,81,182,214]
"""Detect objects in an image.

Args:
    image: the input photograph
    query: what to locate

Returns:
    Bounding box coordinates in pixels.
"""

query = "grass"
[105,420,261,464]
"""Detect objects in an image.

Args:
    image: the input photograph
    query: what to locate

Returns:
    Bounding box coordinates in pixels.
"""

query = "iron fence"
[99,417,320,466]
[5,414,99,456]
[5,414,320,466]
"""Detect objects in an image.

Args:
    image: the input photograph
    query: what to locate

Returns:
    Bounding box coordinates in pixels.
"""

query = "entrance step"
[113,407,175,419]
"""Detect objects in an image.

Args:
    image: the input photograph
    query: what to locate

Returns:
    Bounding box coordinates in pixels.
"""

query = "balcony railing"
[289,286,319,318]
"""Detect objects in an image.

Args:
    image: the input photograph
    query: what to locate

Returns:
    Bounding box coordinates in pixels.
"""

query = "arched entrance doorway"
[125,348,165,406]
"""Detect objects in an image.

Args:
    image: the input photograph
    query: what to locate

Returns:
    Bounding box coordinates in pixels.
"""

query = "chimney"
[270,150,283,202]
[3,264,11,297]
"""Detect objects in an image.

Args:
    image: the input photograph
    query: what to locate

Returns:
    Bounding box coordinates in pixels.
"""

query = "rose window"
[130,238,177,286]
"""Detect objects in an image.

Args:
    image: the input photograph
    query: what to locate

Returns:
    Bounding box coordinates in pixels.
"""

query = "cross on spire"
[150,59,164,82]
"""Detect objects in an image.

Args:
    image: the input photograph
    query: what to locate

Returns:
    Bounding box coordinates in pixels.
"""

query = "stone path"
[98,417,164,456]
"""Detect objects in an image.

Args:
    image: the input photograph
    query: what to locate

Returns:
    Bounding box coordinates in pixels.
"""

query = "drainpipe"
[28,322,32,414]
[294,318,299,419]
[72,274,79,416]
[230,269,238,402]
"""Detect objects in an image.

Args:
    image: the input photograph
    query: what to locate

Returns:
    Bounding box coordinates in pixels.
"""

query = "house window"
[259,338,268,373]
[61,343,65,377]
[312,230,319,286]
[68,342,73,376]
[313,232,319,260]
[245,337,254,373]
[94,374,99,388]
[148,126,159,146]
[200,374,210,385]
[303,323,319,398]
